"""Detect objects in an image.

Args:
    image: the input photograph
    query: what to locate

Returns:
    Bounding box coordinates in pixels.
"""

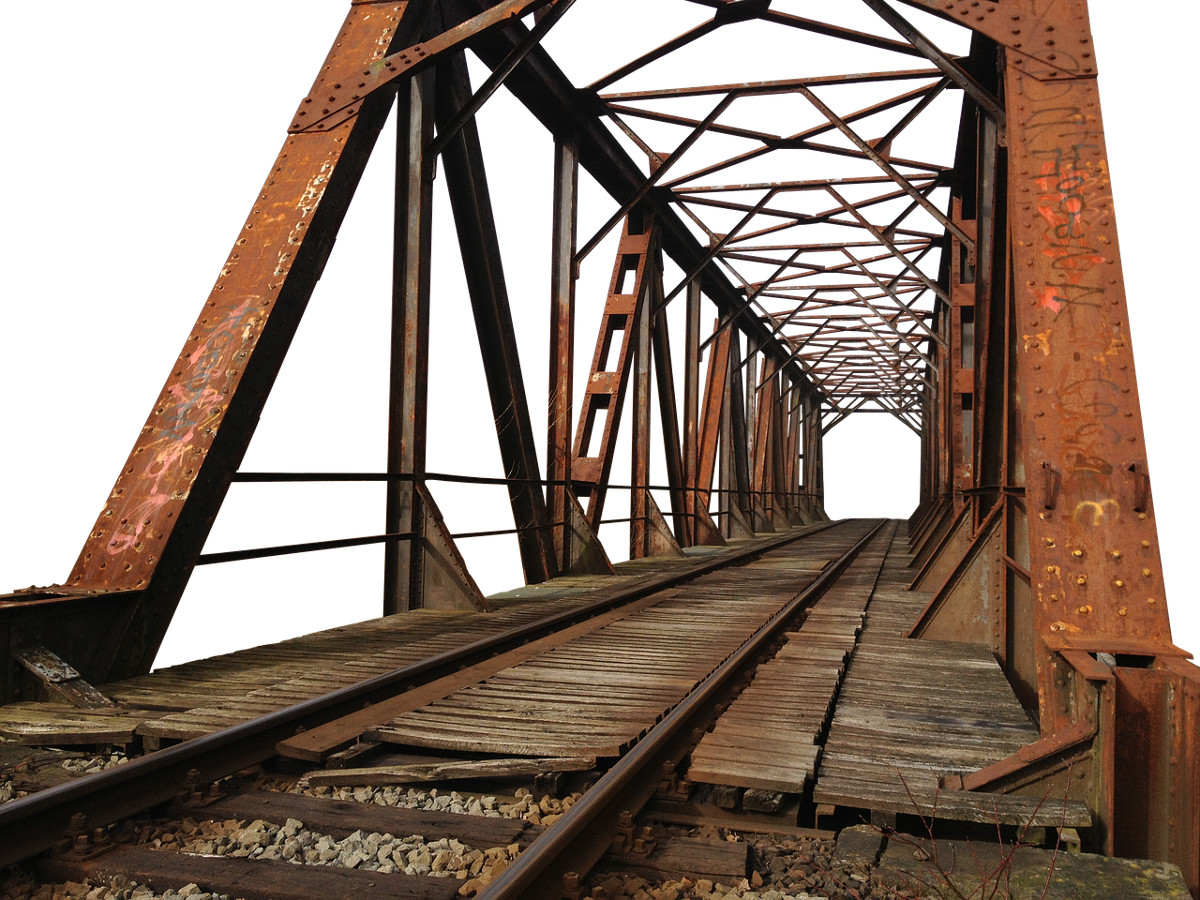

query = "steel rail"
[483,518,889,899]
[0,520,848,870]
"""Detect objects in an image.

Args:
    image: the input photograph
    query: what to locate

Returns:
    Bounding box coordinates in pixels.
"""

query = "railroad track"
[1,519,890,899]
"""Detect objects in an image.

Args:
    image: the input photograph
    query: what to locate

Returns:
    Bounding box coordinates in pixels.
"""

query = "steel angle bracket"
[289,0,556,134]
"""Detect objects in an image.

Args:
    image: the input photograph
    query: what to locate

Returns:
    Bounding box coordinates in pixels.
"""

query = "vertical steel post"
[435,53,554,585]
[729,335,752,519]
[651,306,687,544]
[630,250,653,559]
[785,377,803,519]
[719,334,737,537]
[384,73,436,615]
[752,358,776,526]
[803,394,824,514]
[547,138,578,574]
[682,279,701,544]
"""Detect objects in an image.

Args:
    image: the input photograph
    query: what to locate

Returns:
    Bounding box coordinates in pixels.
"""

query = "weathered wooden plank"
[304,755,596,786]
[176,792,538,848]
[687,757,816,792]
[277,590,672,762]
[604,832,749,881]
[39,846,462,900]
[369,720,624,753]
[813,778,1092,827]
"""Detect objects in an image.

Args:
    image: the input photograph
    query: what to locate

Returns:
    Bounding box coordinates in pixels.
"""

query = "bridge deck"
[811,526,1089,827]
[0,519,1090,827]
[366,522,869,756]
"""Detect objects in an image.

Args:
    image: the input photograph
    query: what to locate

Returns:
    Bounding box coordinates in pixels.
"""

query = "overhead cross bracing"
[0,3,1194,642]
[562,2,969,428]
[1,1,1199,897]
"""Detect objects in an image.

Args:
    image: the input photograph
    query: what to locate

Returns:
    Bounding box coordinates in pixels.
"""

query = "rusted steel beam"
[384,72,436,615]
[802,394,823,514]
[547,137,579,574]
[884,3,1196,884]
[999,37,1170,695]
[571,213,657,528]
[287,0,555,135]
[652,322,688,545]
[630,250,653,560]
[682,280,702,544]
[696,320,730,514]
[860,0,1004,124]
[47,3,428,681]
[434,52,555,585]
[728,337,753,521]
[457,0,817,391]
[752,359,776,525]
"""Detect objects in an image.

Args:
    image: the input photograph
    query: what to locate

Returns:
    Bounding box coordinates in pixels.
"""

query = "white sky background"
[0,2,1194,667]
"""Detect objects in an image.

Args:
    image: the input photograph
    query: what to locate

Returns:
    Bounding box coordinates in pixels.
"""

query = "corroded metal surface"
[1,0,1196,893]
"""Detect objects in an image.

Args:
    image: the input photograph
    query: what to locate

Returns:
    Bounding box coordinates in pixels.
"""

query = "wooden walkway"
[812,527,1092,827]
[0,525,838,746]
[0,559,718,744]
[0,518,1093,830]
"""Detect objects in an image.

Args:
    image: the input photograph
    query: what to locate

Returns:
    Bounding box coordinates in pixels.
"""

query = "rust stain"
[1023,329,1053,356]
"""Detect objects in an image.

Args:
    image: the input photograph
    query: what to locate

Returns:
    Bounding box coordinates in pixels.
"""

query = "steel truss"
[1,0,1196,892]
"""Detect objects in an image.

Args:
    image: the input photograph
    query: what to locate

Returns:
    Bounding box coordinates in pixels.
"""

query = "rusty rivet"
[1046,565,1056,574]
[1044,538,1056,547]
[1077,605,1092,615]
[1143,568,1152,577]
[1114,580,1125,588]
[1147,597,1157,604]
[1118,607,1128,616]
[1110,550,1121,559]
[1075,576,1087,586]
[1071,549,1083,558]
[1138,513,1147,520]
[1141,540,1151,548]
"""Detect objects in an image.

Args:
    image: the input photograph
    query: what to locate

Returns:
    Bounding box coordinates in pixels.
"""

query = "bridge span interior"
[0,1,1197,896]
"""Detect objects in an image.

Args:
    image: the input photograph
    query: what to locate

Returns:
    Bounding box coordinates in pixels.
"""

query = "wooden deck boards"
[812,526,1091,827]
[1,573,630,744]
[686,524,894,792]
[367,523,875,758]
[132,600,599,741]
[0,525,850,746]
[0,521,1090,835]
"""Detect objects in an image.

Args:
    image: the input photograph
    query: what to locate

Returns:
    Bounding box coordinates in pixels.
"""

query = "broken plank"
[12,645,118,709]
[304,755,596,786]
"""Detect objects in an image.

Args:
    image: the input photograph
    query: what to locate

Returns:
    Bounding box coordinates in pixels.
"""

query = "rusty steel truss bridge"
[2,0,1197,895]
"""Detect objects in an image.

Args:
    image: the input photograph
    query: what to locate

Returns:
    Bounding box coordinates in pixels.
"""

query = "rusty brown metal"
[57,2,427,679]
[384,71,435,616]
[696,320,731,514]
[571,212,657,528]
[3,0,1196,889]
[434,50,555,585]
[548,137,579,574]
